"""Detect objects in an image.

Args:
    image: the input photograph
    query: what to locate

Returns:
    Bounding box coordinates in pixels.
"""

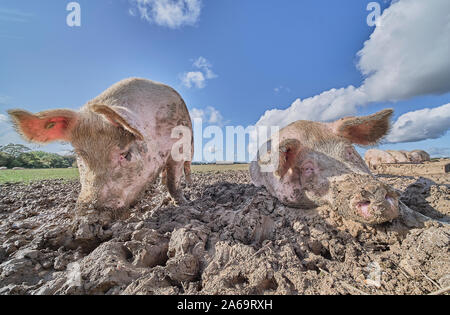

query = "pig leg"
[161,168,167,186]
[184,161,193,186]
[165,159,188,205]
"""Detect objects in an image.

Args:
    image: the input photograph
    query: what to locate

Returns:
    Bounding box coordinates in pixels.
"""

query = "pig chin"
[331,175,400,225]
[76,187,142,214]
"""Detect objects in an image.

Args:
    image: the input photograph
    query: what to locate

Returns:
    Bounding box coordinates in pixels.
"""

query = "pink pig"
[251,109,400,225]
[364,149,396,170]
[8,78,193,211]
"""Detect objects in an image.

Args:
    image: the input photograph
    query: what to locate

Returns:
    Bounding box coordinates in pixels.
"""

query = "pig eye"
[120,151,132,162]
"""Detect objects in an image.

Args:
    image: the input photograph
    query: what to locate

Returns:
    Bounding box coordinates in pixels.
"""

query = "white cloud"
[189,107,205,120]
[180,71,205,89]
[0,114,7,122]
[257,85,369,127]
[207,106,223,124]
[181,57,217,89]
[130,0,202,29]
[274,86,291,94]
[193,56,217,79]
[357,0,450,102]
[255,0,450,144]
[189,106,224,125]
[386,103,450,143]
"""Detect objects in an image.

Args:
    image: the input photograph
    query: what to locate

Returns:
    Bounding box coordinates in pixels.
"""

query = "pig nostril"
[385,194,395,206]
[358,201,371,208]
[356,201,371,218]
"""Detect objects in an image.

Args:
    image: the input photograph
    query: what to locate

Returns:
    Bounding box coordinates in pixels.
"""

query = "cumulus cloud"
[181,57,217,89]
[180,71,205,89]
[358,0,450,102]
[257,85,369,127]
[207,106,223,124]
[0,114,7,122]
[255,0,450,141]
[130,0,202,28]
[193,56,217,79]
[386,103,450,143]
[189,106,224,125]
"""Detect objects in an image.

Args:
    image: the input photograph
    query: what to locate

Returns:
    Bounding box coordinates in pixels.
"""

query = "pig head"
[250,109,400,225]
[8,78,193,212]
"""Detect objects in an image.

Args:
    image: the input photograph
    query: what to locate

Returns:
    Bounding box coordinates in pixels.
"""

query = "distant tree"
[18,152,42,168]
[0,152,12,167]
[0,143,31,158]
[63,154,77,168]
[0,144,79,169]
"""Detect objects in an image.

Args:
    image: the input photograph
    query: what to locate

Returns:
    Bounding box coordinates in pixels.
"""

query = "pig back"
[84,78,192,137]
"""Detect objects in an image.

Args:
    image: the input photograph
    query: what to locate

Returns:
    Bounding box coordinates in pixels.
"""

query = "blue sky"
[0,0,449,160]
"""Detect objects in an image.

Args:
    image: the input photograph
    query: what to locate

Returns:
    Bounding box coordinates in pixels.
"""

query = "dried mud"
[0,170,449,295]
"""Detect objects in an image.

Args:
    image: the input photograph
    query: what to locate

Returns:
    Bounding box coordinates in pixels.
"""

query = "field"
[0,164,250,184]
[0,168,80,183]
[0,163,449,295]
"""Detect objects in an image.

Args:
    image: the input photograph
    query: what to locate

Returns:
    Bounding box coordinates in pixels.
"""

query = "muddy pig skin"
[250,109,400,225]
[8,78,193,211]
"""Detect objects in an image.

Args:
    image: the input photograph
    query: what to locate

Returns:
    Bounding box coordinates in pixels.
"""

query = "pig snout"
[350,184,399,224]
[333,175,400,225]
[76,174,131,211]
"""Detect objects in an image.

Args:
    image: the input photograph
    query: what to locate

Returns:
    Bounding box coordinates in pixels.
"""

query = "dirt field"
[0,165,449,295]
[0,165,249,184]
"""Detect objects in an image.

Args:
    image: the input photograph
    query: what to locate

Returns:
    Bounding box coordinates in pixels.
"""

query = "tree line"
[0,144,77,169]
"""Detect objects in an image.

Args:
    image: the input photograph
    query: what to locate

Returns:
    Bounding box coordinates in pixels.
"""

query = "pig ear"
[331,109,393,146]
[259,139,302,178]
[275,139,302,178]
[90,104,144,141]
[8,109,78,143]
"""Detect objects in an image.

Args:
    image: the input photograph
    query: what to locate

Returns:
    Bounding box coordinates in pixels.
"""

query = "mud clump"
[0,171,449,295]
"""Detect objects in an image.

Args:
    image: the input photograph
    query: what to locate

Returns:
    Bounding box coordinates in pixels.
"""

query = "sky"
[0,0,449,161]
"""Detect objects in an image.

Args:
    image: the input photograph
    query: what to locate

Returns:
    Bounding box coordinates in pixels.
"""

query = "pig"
[399,150,413,161]
[250,109,400,225]
[8,78,193,211]
[386,150,409,163]
[364,149,396,171]
[409,150,431,163]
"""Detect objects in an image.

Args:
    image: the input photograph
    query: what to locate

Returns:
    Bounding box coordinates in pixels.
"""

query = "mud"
[0,171,449,295]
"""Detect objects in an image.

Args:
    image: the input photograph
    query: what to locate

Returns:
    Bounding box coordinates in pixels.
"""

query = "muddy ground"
[0,170,449,295]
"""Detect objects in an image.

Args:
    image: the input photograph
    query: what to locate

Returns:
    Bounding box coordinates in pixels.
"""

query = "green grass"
[0,164,250,184]
[0,168,80,184]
